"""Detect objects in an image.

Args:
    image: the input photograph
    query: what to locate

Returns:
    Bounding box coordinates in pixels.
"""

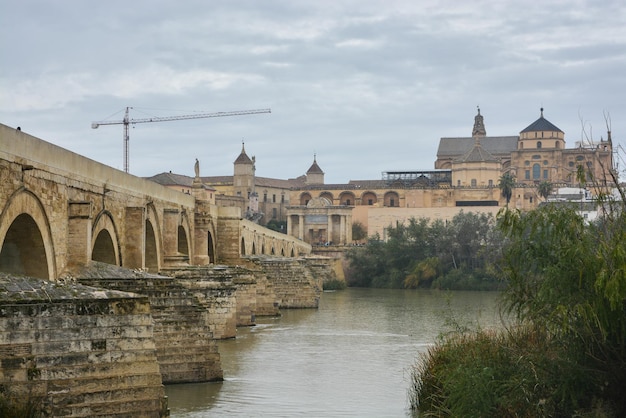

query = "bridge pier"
[67,201,93,271]
[124,207,146,270]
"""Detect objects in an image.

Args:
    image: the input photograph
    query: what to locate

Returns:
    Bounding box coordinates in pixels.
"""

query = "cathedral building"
[148,109,615,241]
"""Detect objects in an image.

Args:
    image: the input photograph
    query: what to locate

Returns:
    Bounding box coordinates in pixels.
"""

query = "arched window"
[537,141,542,149]
[339,192,355,206]
[361,192,377,206]
[300,192,312,205]
[532,163,541,179]
[384,191,400,207]
[320,191,334,203]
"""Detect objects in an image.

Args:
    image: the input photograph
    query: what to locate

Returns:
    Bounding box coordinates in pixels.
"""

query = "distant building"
[148,109,616,240]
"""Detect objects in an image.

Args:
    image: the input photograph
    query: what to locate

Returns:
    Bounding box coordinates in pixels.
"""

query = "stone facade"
[149,108,616,241]
[286,197,353,246]
[246,256,324,309]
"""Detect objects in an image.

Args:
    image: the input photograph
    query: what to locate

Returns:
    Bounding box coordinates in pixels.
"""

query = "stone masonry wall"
[0,273,168,417]
[77,263,225,383]
[247,256,323,309]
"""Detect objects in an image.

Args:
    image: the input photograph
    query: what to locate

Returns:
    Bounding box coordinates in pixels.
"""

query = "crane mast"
[91,107,271,173]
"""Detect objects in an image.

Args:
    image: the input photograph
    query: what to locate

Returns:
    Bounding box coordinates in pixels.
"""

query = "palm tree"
[537,181,553,200]
[498,173,515,207]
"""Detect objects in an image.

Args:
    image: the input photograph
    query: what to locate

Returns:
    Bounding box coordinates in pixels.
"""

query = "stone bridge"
[0,123,311,280]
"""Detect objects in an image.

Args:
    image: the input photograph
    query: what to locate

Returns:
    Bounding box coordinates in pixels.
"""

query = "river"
[165,288,502,417]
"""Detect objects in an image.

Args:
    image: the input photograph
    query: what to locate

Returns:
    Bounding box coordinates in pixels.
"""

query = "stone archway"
[145,220,158,272]
[92,211,121,266]
[300,192,312,206]
[0,189,56,280]
[207,230,215,263]
[361,191,377,206]
[178,211,192,256]
[0,214,49,279]
[384,191,400,207]
[177,226,188,255]
[339,191,356,206]
[145,204,161,273]
[319,191,334,203]
[92,230,117,265]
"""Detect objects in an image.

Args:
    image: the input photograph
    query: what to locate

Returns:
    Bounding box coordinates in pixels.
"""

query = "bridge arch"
[145,203,162,273]
[92,210,121,266]
[207,230,215,263]
[0,189,56,280]
[177,210,192,256]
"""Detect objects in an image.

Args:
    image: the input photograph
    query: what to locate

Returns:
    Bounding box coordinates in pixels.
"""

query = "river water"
[165,288,502,417]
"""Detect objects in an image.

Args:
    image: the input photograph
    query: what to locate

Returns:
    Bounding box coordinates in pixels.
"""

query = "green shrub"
[410,325,596,417]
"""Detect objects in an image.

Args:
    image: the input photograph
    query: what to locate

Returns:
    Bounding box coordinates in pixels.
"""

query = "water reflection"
[166,288,501,417]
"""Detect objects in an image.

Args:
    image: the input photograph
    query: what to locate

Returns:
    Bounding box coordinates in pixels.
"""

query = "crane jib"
[90,107,271,173]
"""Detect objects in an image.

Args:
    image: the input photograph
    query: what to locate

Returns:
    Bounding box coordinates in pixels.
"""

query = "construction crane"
[91,107,271,173]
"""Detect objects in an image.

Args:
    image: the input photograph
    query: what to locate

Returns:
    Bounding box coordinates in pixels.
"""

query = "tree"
[404,256,439,288]
[498,202,626,414]
[265,219,286,233]
[536,181,553,200]
[498,173,515,207]
[351,220,367,242]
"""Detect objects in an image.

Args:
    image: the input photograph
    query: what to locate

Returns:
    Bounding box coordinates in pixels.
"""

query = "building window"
[264,193,267,202]
[525,170,530,180]
[272,208,277,219]
[543,170,548,179]
[368,199,373,205]
[471,179,477,187]
[533,164,540,179]
[271,194,275,203]
[390,198,395,207]
[345,199,351,205]
[488,179,493,187]
[281,194,285,203]
[537,141,542,149]
[457,180,461,186]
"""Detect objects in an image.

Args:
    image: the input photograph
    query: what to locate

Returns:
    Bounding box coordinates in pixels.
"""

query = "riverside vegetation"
[346,211,505,290]
[409,197,626,416]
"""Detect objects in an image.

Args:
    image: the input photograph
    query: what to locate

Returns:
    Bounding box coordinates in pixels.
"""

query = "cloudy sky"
[2,0,625,184]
